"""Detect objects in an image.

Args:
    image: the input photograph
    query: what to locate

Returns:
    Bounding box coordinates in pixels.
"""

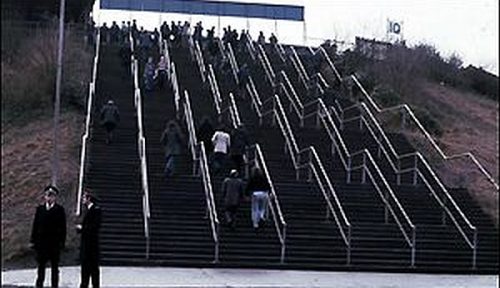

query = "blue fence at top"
[100,0,304,21]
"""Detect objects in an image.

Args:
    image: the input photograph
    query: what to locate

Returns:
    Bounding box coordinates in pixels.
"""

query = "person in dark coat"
[245,167,270,230]
[197,116,214,154]
[30,185,67,288]
[77,190,102,288]
[221,169,245,229]
[160,120,184,177]
[99,99,120,144]
[230,124,249,175]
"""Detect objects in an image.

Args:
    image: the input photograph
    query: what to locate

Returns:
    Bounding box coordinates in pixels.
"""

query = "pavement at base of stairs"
[1,266,498,288]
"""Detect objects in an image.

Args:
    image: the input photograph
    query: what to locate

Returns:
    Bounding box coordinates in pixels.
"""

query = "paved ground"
[1,266,498,288]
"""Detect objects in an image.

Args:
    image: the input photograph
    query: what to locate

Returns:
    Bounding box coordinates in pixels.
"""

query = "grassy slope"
[1,110,83,269]
[401,81,498,225]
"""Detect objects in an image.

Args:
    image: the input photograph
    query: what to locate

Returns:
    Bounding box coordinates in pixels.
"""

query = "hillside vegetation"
[333,42,499,225]
[1,19,91,268]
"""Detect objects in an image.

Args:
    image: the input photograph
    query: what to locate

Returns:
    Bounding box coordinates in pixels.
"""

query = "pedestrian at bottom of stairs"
[245,167,270,230]
[30,185,67,288]
[221,169,245,230]
[76,190,102,288]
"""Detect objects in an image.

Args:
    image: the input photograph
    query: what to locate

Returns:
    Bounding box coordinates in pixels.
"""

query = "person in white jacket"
[211,125,230,175]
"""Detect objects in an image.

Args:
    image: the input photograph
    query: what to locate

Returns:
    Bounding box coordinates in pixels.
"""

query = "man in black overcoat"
[30,185,67,288]
[77,190,102,288]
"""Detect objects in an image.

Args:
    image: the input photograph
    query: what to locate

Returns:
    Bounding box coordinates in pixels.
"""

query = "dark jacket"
[30,203,67,251]
[99,103,120,125]
[245,173,270,196]
[198,119,214,153]
[79,204,102,263]
[160,125,183,157]
[230,126,249,155]
[221,177,245,207]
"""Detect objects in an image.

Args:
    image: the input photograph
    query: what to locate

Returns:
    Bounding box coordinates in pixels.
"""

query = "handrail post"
[413,156,418,186]
[472,229,477,269]
[397,158,401,185]
[347,227,351,265]
[308,150,312,182]
[316,102,321,128]
[361,153,366,184]
[347,157,352,183]
[411,227,416,267]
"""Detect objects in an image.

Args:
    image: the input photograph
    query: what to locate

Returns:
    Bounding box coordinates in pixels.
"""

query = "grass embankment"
[340,43,499,226]
[1,19,91,269]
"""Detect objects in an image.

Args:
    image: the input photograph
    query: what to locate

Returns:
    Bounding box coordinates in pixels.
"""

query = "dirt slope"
[1,110,83,269]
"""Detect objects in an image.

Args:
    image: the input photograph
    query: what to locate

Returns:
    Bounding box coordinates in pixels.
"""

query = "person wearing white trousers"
[245,167,270,229]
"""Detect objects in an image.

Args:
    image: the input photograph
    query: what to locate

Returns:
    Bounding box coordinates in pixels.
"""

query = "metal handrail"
[227,42,240,85]
[350,74,498,191]
[326,71,478,267]
[260,94,352,264]
[207,64,222,114]
[244,32,256,61]
[170,62,181,116]
[290,46,310,87]
[257,44,276,86]
[277,71,415,259]
[318,46,342,83]
[130,40,151,258]
[216,37,226,60]
[198,142,220,263]
[76,29,100,216]
[301,146,352,264]
[228,92,241,128]
[162,40,171,82]
[183,91,220,262]
[248,143,287,263]
[328,82,478,266]
[194,40,206,83]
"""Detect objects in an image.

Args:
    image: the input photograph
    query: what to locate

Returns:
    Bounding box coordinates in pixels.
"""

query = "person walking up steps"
[221,169,245,230]
[160,120,184,177]
[99,99,120,145]
[245,167,270,231]
[211,124,230,175]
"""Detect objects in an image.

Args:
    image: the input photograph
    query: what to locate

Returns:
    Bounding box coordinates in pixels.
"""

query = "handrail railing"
[162,39,171,82]
[350,75,498,192]
[227,42,240,85]
[170,62,181,117]
[194,40,206,83]
[183,90,220,262]
[264,94,352,264]
[228,92,242,129]
[257,44,276,87]
[337,104,477,266]
[247,143,287,263]
[131,44,151,258]
[76,29,100,216]
[289,46,309,90]
[207,64,222,115]
[198,141,220,263]
[277,70,416,263]
[301,146,352,264]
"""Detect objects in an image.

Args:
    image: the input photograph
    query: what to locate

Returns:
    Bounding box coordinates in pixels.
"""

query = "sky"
[93,0,499,75]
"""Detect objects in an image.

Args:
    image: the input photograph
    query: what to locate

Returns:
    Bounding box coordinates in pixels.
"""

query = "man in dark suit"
[30,185,67,288]
[77,190,102,288]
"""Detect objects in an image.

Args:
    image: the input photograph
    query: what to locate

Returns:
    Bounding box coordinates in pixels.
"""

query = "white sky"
[93,0,499,75]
